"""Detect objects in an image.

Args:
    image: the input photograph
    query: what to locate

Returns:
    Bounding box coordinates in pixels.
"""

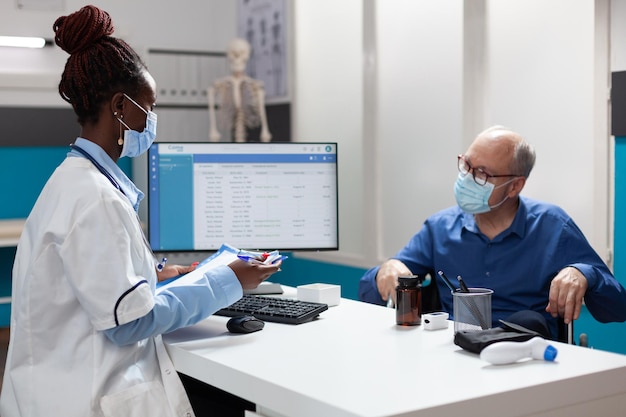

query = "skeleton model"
[208,38,272,142]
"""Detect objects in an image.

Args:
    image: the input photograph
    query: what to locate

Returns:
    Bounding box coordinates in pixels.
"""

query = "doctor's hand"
[156,262,199,282]
[376,259,413,304]
[545,266,588,324]
[228,259,282,290]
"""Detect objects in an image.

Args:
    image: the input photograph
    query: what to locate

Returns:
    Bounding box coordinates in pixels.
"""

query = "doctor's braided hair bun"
[54,5,148,125]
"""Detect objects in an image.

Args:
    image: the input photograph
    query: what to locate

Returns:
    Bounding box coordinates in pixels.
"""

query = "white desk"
[164,294,626,417]
[0,219,24,248]
[0,219,22,307]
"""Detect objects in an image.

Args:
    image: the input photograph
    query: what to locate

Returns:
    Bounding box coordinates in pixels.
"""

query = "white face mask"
[117,93,157,158]
[453,173,515,214]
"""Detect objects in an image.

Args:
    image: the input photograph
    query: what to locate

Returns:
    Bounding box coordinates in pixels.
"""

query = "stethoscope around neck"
[70,142,158,261]
[70,143,126,196]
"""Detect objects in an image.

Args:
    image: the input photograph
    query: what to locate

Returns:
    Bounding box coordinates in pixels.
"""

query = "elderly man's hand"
[545,266,588,324]
[376,259,413,304]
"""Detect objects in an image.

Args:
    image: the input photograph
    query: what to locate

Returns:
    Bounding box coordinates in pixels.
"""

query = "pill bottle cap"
[397,275,421,288]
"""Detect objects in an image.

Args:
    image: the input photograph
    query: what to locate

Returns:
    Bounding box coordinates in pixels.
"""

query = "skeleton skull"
[227,38,251,75]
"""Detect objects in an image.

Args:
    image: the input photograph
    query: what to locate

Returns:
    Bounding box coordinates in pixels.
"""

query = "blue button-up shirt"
[359,197,626,336]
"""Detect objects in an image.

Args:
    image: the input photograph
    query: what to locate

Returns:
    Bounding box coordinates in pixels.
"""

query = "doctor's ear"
[110,92,125,115]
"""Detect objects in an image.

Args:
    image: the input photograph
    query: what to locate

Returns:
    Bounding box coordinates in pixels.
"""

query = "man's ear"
[509,176,526,197]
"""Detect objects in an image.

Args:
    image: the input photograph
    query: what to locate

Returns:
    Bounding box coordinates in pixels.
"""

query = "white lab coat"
[0,157,194,417]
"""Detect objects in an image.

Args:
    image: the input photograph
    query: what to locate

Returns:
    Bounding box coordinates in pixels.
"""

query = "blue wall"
[0,146,132,218]
[1,147,70,218]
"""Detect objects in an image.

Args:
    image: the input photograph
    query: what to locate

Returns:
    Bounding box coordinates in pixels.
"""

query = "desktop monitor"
[147,142,338,252]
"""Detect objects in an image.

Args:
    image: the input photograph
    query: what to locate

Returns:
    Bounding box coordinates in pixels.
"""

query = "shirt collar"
[508,197,528,238]
[460,197,527,240]
[69,138,144,212]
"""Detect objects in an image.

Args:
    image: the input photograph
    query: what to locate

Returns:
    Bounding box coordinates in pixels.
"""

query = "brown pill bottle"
[396,275,422,326]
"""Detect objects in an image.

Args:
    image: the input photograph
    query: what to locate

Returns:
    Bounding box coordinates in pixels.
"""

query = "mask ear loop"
[489,177,519,209]
[114,111,124,146]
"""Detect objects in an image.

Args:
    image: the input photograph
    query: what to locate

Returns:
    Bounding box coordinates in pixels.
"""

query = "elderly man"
[359,126,626,338]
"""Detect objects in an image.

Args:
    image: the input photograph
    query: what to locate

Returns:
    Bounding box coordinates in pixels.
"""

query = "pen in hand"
[237,254,264,264]
[237,251,288,265]
[156,257,168,272]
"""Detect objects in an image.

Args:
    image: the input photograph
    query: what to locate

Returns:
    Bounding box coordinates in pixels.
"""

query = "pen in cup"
[440,271,489,330]
[156,257,167,272]
[457,292,490,330]
[437,270,457,293]
[455,275,489,330]
[457,275,470,293]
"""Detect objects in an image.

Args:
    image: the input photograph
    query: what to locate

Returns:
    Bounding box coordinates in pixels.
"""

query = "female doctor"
[0,5,281,417]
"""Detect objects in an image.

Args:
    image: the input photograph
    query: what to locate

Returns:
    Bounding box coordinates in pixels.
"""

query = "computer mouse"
[226,315,265,334]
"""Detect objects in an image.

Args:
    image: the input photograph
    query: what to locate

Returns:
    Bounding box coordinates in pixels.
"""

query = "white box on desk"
[297,283,341,306]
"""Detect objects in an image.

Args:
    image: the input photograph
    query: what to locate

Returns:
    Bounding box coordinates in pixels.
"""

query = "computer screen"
[147,142,338,252]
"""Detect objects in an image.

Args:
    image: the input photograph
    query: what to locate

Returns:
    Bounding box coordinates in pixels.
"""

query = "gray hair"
[511,136,536,178]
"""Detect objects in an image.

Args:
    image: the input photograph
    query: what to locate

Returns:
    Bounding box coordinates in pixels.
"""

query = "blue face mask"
[453,172,514,214]
[117,93,157,158]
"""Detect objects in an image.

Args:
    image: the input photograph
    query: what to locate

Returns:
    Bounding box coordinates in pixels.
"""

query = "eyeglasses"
[457,154,521,186]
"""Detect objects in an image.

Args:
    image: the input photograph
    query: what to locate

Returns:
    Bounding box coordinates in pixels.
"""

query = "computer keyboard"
[215,294,329,324]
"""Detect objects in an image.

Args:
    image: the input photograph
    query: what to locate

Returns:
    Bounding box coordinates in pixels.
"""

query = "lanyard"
[70,144,125,196]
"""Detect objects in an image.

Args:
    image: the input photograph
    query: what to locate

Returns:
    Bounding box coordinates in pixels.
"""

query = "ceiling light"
[0,36,52,48]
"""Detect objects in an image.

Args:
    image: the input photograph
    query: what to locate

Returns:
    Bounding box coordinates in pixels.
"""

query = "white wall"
[485,0,609,261]
[376,1,464,257]
[292,0,365,263]
[612,0,626,71]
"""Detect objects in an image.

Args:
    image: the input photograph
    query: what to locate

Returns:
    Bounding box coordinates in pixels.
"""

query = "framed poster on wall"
[238,0,288,102]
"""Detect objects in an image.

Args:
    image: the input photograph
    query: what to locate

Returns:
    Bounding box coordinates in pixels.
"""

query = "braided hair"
[53,5,147,125]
